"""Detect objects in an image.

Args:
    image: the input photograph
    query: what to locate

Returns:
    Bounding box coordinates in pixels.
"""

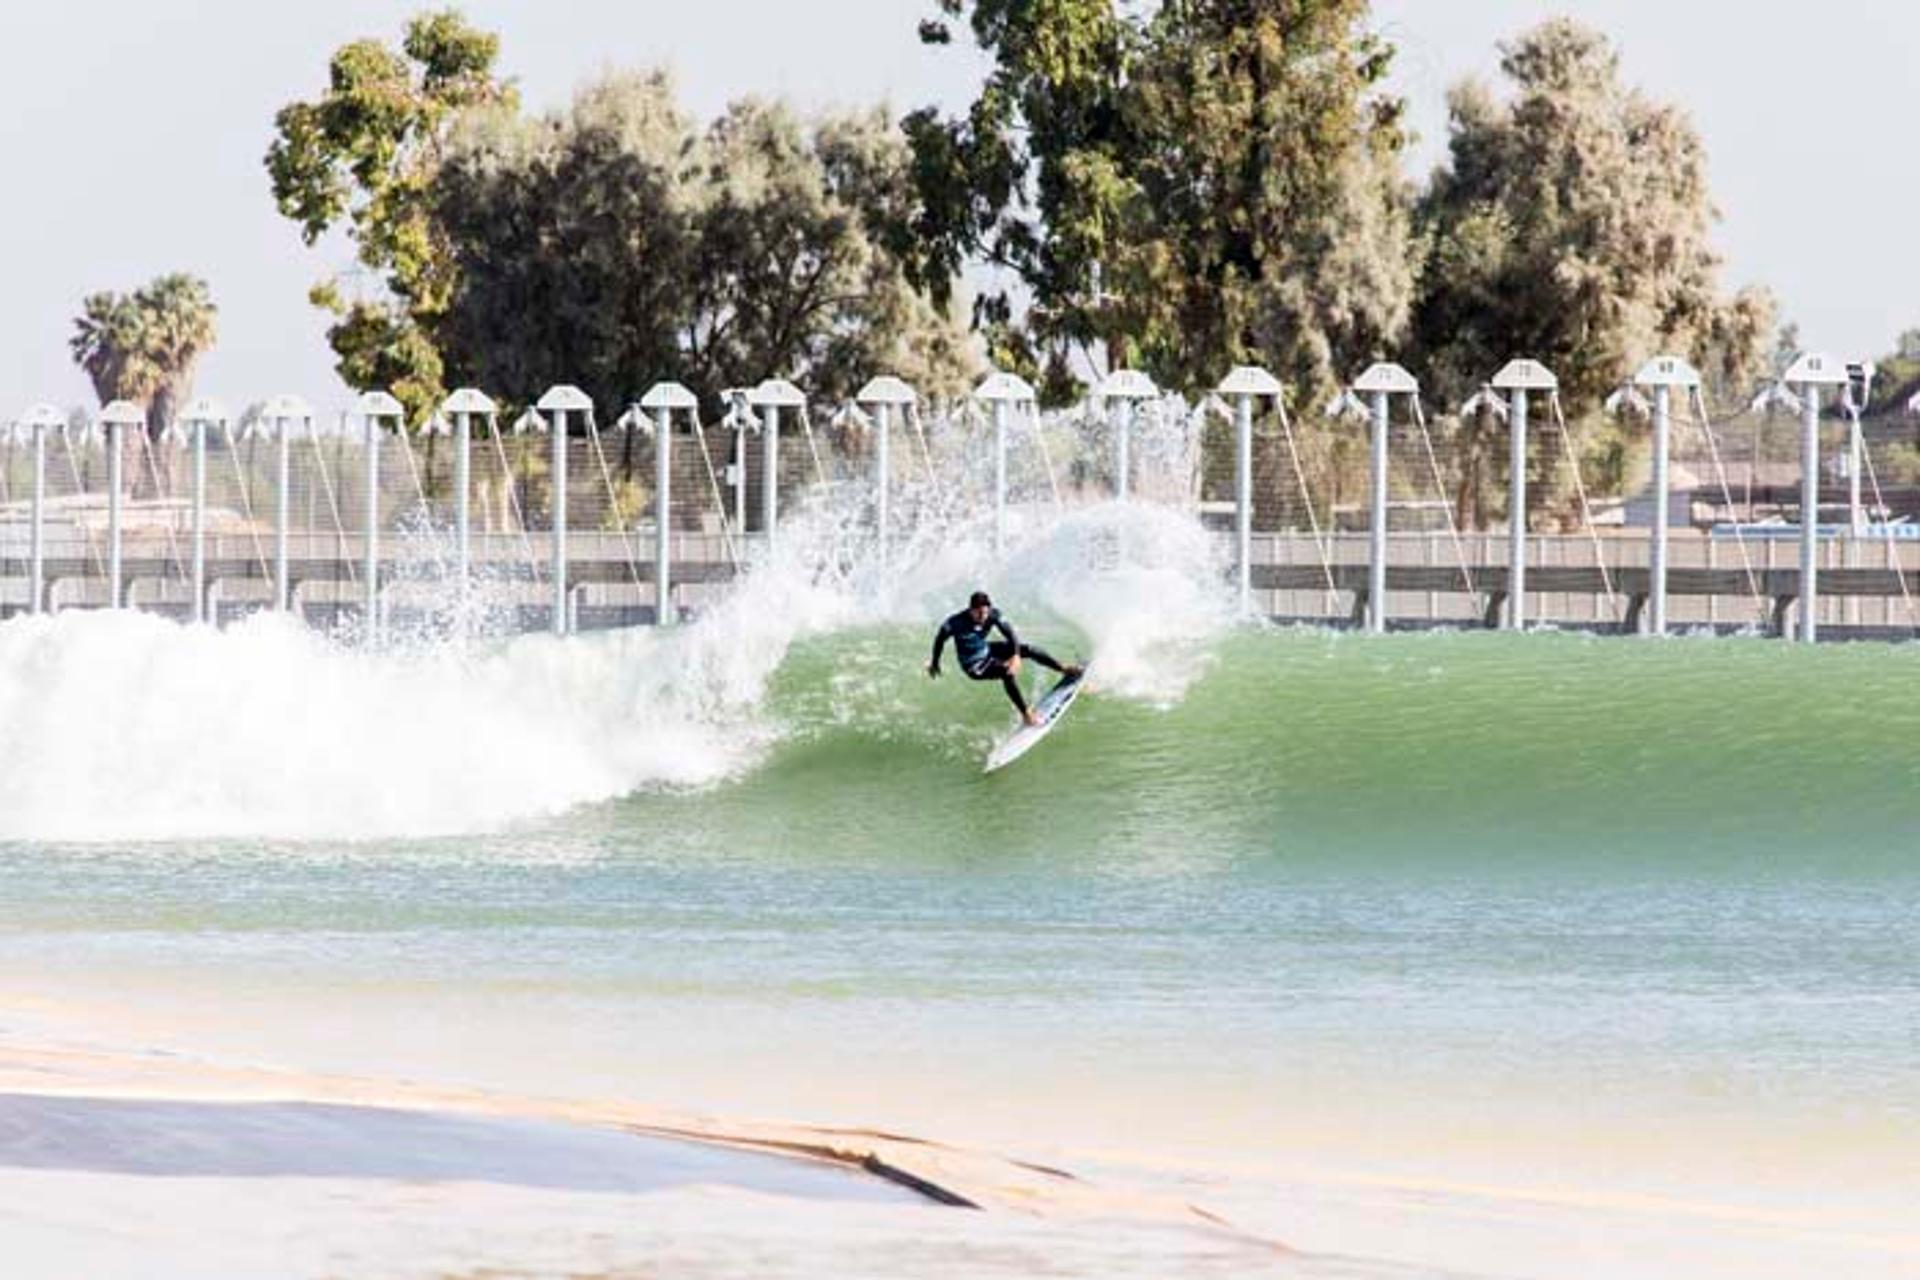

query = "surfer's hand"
[925,661,940,679]
[1007,654,1022,676]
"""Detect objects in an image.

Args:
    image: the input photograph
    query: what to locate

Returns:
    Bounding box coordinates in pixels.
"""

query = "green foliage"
[906,0,1413,406]
[1410,19,1775,412]
[689,99,978,403]
[1123,0,1413,400]
[598,476,650,533]
[266,9,513,423]
[431,71,695,412]
[69,273,218,434]
[432,73,978,412]
[1866,327,1920,417]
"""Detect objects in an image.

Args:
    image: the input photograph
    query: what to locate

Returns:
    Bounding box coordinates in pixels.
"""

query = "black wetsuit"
[929,607,1065,715]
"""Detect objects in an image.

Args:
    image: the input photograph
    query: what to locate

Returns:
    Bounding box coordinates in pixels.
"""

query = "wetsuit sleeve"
[929,619,951,672]
[992,610,1020,649]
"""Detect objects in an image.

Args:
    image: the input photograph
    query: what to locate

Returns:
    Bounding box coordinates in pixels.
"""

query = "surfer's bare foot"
[1022,709,1042,728]
[1064,664,1085,679]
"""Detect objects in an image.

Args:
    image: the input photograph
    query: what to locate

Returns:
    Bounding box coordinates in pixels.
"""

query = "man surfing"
[927,591,1082,727]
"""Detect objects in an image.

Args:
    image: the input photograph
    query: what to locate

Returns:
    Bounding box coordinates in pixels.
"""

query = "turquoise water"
[2,542,1917,1273]
[6,627,1917,1129]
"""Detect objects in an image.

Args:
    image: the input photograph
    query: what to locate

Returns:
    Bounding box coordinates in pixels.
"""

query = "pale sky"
[1,1,1911,412]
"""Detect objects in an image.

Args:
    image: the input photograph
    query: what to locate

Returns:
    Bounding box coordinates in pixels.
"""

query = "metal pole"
[274,417,291,611]
[1848,412,1864,532]
[1114,398,1131,501]
[363,415,380,643]
[654,403,673,626]
[454,411,471,592]
[1234,393,1253,616]
[1846,408,1863,629]
[1650,386,1671,636]
[192,420,206,624]
[29,425,45,615]
[107,420,123,609]
[875,402,891,569]
[1800,385,1820,643]
[551,408,568,636]
[733,423,748,537]
[1508,387,1528,631]
[993,399,1009,553]
[762,404,780,550]
[1368,390,1388,634]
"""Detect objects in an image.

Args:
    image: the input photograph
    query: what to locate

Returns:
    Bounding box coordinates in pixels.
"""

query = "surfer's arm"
[992,612,1023,675]
[927,622,950,677]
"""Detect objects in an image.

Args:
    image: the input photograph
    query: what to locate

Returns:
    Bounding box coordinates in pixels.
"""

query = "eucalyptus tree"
[686,98,976,405]
[1411,19,1775,414]
[266,9,514,423]
[905,0,1413,406]
[1123,0,1414,401]
[431,70,697,413]
[431,73,976,413]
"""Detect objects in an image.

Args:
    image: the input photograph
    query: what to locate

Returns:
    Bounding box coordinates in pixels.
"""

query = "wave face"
[3,490,1918,853]
[0,501,1229,843]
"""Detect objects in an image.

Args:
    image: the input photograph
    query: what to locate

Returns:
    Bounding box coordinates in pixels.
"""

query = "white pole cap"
[1217,366,1283,398]
[973,370,1036,403]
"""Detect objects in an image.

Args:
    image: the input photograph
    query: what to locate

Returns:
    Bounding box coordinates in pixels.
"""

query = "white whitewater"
[0,498,1230,843]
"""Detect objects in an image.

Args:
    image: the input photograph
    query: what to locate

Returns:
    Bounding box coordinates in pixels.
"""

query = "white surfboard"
[983,663,1092,774]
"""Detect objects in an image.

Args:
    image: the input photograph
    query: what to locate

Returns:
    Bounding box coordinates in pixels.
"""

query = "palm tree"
[69,273,217,497]
[70,292,158,406]
[137,274,218,443]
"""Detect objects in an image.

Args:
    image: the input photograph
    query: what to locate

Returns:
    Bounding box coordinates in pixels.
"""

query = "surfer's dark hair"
[969,591,992,609]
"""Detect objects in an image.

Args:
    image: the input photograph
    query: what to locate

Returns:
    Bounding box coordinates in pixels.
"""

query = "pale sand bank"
[0,1042,1293,1279]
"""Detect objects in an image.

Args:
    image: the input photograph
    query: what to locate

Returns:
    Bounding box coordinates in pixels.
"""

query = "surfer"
[927,591,1081,727]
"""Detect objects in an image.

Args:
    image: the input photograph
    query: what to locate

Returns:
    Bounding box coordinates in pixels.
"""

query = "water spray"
[973,371,1037,555]
[1096,369,1158,502]
[178,397,230,624]
[1216,366,1283,616]
[98,398,143,609]
[10,404,62,614]
[353,391,404,642]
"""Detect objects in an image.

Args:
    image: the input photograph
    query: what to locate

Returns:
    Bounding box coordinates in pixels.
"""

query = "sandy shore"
[0,1039,1284,1279]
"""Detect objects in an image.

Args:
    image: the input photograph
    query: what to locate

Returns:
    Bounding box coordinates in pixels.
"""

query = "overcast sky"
[1,1,1911,411]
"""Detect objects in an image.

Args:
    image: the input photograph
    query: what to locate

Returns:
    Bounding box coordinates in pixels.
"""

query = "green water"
[1,623,1916,1275]
[698,626,1920,872]
[6,626,1917,1082]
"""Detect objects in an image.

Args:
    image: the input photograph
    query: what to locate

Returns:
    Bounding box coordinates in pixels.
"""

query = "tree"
[1411,19,1775,414]
[686,99,977,404]
[1121,0,1413,400]
[431,72,977,412]
[1867,326,1920,418]
[70,274,218,431]
[266,10,513,422]
[70,292,155,409]
[905,0,1413,405]
[432,71,697,411]
[68,273,218,495]
[906,0,1134,394]
[134,275,221,441]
